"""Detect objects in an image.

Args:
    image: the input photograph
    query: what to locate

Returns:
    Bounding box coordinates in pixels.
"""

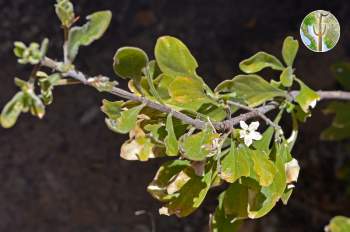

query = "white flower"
[239,121,262,147]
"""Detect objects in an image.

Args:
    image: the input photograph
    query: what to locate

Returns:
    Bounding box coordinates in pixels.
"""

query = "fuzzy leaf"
[164,114,179,156]
[67,10,112,61]
[216,75,286,107]
[239,52,284,73]
[55,0,75,27]
[155,36,198,78]
[282,36,299,67]
[113,47,149,79]
[220,142,250,183]
[1,92,24,128]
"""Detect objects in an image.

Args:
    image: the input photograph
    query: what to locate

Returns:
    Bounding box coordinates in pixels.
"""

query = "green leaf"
[101,99,124,120]
[327,216,350,232]
[220,142,250,183]
[105,104,144,134]
[211,193,242,232]
[321,102,350,140]
[254,109,283,152]
[55,0,75,27]
[251,150,277,187]
[164,114,179,156]
[67,10,112,61]
[147,160,190,201]
[239,52,284,73]
[155,36,198,78]
[247,144,288,219]
[282,36,299,67]
[155,74,174,99]
[295,79,320,112]
[223,182,249,219]
[163,164,214,217]
[281,188,293,205]
[1,92,24,128]
[182,129,218,161]
[216,75,286,107]
[280,66,294,87]
[168,76,214,111]
[27,91,46,119]
[113,47,149,79]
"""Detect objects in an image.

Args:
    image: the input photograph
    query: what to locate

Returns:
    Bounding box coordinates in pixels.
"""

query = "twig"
[41,57,350,132]
[226,100,281,130]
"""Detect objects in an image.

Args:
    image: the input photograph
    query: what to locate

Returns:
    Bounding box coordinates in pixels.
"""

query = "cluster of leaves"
[102,34,322,229]
[0,0,348,231]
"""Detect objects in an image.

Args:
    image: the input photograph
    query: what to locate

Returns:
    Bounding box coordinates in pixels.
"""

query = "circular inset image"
[300,10,340,52]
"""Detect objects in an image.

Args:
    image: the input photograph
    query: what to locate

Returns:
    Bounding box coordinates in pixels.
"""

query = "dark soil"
[1,0,350,231]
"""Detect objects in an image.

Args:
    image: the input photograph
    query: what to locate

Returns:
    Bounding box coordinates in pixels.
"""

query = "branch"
[41,57,350,132]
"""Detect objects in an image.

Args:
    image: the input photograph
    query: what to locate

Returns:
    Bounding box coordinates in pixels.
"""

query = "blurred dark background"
[1,0,350,231]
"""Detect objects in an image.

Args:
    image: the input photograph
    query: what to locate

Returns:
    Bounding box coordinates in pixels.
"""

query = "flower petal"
[244,135,253,147]
[249,121,260,131]
[250,131,262,141]
[240,121,249,130]
[240,130,247,138]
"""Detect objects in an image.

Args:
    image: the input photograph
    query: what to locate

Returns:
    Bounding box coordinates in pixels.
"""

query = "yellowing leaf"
[220,142,250,183]
[147,160,190,202]
[282,36,299,67]
[239,52,284,73]
[67,10,112,61]
[155,36,198,78]
[280,66,294,87]
[168,76,213,111]
[295,79,320,112]
[1,92,24,128]
[251,150,277,187]
[120,136,156,161]
[163,164,214,217]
